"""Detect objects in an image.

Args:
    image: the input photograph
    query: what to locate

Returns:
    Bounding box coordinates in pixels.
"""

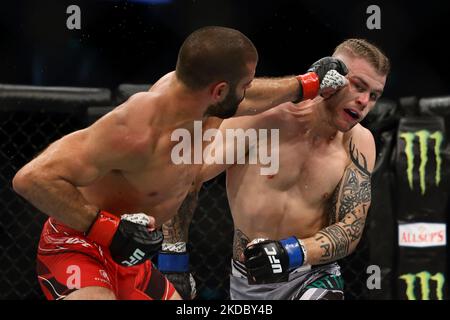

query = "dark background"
[1,0,449,98]
[1,0,449,300]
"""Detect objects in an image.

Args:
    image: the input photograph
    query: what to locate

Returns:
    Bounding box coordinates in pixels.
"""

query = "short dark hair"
[176,26,258,90]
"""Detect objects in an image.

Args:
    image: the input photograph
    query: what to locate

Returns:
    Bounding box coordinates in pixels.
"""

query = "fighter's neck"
[307,99,340,143]
[152,73,209,129]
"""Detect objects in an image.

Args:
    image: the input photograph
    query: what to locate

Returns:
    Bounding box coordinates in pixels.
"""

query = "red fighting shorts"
[36,217,176,300]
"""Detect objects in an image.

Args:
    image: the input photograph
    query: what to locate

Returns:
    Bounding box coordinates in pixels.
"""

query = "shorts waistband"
[231,259,312,280]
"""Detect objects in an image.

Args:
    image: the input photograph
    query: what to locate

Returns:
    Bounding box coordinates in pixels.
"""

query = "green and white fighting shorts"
[230,260,344,300]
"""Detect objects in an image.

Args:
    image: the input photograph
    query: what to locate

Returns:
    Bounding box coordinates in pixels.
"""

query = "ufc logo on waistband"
[264,247,282,274]
[121,249,146,266]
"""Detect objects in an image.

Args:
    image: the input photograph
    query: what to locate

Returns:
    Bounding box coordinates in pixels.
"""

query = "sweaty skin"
[225,108,373,264]
[200,53,386,265]
[13,63,306,300]
[12,63,304,233]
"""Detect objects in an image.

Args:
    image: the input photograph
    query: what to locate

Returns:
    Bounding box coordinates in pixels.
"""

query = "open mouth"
[344,108,360,120]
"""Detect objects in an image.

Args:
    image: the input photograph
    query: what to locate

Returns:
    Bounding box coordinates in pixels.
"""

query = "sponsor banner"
[399,129,443,195]
[398,223,446,247]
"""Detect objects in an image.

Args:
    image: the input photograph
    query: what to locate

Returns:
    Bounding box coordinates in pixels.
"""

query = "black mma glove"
[244,236,306,285]
[87,211,163,267]
[295,57,348,101]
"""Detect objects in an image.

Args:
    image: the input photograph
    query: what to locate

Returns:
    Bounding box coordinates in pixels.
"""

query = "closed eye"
[351,79,365,92]
[351,76,383,100]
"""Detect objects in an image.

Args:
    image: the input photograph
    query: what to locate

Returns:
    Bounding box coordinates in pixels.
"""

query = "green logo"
[399,271,445,300]
[399,130,443,195]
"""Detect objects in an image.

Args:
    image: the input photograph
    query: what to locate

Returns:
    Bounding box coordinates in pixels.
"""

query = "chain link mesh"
[1,106,373,300]
[0,108,87,299]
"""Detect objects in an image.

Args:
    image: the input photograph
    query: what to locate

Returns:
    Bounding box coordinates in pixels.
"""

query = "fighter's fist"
[87,211,163,267]
[244,236,305,285]
[296,57,348,101]
[318,69,348,98]
[308,57,348,98]
[308,57,348,83]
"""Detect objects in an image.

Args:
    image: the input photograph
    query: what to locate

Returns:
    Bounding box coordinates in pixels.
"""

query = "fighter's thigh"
[64,286,116,300]
[37,252,114,300]
[128,263,180,300]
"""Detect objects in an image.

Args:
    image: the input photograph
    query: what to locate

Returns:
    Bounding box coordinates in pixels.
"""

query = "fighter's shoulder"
[345,124,376,172]
[348,124,375,147]
[124,91,161,108]
[86,94,159,154]
[150,71,175,91]
[113,91,164,125]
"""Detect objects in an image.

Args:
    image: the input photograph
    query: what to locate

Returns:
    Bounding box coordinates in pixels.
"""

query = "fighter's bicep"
[336,165,371,220]
[344,130,375,217]
[328,134,374,224]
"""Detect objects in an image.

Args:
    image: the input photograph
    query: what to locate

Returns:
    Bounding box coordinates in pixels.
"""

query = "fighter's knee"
[64,286,116,300]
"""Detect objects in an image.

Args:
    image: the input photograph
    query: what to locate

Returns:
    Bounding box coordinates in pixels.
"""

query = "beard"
[204,88,245,119]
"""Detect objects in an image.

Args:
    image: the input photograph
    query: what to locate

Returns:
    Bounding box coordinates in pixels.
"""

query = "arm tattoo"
[233,229,250,261]
[162,189,199,243]
[317,138,372,263]
[343,205,367,241]
[316,225,349,261]
[349,137,370,176]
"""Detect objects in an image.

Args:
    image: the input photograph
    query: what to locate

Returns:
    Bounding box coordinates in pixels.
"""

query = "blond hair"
[333,39,390,76]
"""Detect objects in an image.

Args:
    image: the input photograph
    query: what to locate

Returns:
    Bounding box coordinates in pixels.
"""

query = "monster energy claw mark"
[400,132,415,190]
[399,130,443,195]
[399,271,445,300]
[430,131,443,186]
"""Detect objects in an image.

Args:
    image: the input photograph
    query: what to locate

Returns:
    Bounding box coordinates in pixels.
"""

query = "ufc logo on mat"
[121,249,146,266]
[264,247,282,273]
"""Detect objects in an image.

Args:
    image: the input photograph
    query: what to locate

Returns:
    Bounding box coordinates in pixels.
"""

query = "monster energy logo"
[400,130,443,195]
[399,271,445,300]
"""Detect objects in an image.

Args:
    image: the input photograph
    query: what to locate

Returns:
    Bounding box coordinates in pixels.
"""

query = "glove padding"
[244,237,304,285]
[307,57,348,83]
[308,57,348,98]
[87,211,163,267]
[320,69,348,91]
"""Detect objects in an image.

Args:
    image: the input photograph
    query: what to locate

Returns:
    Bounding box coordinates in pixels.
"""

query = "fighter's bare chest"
[270,139,349,201]
[120,136,201,201]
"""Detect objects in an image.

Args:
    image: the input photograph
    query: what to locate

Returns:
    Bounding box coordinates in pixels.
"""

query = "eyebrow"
[352,76,383,95]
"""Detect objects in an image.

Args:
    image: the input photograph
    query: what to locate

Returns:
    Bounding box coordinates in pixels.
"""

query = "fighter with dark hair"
[13,26,347,300]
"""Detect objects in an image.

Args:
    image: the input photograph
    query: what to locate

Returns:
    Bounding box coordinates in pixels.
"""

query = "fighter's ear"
[210,81,229,102]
